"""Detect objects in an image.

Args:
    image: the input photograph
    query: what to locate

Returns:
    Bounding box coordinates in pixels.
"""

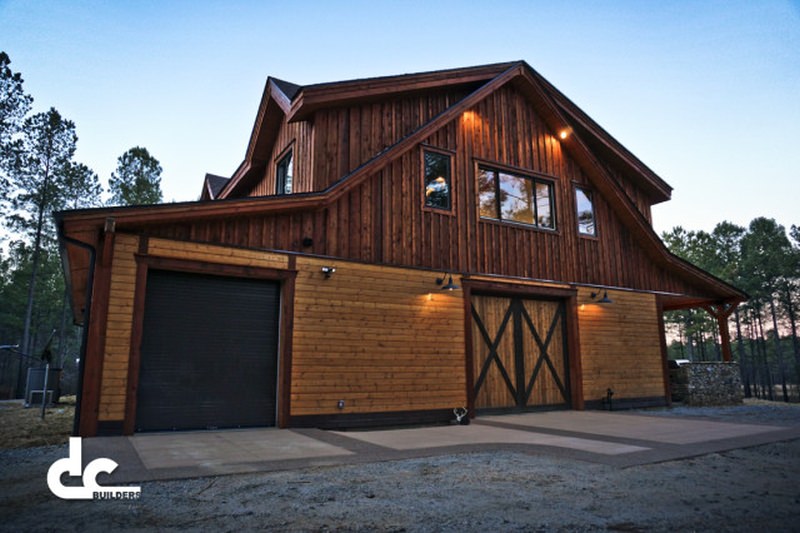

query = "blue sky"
[2,0,798,235]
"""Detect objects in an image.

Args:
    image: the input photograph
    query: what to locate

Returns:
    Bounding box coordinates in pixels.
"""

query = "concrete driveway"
[82,410,800,484]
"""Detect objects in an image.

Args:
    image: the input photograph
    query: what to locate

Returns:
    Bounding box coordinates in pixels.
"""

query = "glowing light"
[559,129,569,140]
[462,110,480,124]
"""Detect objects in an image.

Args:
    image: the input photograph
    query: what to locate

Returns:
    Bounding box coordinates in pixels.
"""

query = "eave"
[216,78,293,199]
[532,71,673,204]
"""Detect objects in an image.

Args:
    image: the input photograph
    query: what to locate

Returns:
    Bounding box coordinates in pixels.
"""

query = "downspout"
[58,228,97,437]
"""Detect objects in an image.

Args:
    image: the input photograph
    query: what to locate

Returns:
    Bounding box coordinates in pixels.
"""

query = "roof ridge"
[299,61,523,92]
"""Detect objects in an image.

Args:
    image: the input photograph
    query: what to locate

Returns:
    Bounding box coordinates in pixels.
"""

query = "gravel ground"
[2,402,800,532]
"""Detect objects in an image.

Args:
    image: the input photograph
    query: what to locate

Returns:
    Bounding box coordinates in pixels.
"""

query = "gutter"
[57,223,97,437]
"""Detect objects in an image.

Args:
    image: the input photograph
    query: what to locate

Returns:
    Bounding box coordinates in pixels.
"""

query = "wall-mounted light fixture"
[559,129,570,140]
[590,290,613,304]
[435,273,460,291]
[321,266,336,279]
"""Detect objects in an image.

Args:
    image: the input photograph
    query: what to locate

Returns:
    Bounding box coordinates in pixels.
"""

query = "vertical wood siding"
[290,257,466,415]
[576,288,664,401]
[242,89,473,198]
[144,83,706,299]
[250,119,314,197]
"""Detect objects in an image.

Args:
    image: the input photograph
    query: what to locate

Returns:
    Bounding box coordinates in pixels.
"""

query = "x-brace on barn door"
[471,294,570,410]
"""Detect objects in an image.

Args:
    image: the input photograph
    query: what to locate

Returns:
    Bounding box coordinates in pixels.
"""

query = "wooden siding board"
[577,288,665,402]
[291,257,466,416]
[96,234,138,422]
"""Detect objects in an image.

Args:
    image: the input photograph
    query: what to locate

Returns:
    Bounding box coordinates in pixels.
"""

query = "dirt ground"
[0,397,74,449]
[1,402,799,532]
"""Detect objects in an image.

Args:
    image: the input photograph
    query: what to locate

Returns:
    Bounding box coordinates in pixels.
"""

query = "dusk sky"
[3,0,798,235]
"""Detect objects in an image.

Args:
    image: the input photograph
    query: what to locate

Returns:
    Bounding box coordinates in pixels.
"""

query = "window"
[276,150,293,195]
[423,150,451,210]
[477,166,555,229]
[575,187,596,236]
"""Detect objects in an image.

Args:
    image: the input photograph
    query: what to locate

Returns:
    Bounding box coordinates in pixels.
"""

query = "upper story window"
[276,150,293,195]
[575,186,596,236]
[478,166,555,229]
[423,150,451,210]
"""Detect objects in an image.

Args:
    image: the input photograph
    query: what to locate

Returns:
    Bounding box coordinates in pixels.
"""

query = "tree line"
[0,51,164,398]
[662,219,800,402]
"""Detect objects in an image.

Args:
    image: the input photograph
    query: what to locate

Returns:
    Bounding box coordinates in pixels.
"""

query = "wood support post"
[717,312,733,362]
[702,302,740,363]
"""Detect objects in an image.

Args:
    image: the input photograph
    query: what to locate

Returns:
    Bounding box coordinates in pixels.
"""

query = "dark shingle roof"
[271,78,302,101]
[205,173,230,198]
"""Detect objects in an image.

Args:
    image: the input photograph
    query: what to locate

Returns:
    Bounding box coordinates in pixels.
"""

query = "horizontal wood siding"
[98,234,139,421]
[577,288,665,402]
[291,257,466,415]
[146,238,289,270]
[96,237,289,423]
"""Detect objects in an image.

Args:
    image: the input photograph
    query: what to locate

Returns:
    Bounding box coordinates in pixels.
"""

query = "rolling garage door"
[135,269,281,432]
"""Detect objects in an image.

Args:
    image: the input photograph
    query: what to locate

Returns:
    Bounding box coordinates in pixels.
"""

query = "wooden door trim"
[464,281,580,414]
[123,252,297,435]
[462,279,576,300]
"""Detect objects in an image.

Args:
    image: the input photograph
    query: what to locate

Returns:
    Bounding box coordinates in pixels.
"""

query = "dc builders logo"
[47,437,141,500]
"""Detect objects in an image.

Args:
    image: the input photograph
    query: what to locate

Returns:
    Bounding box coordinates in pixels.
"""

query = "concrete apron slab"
[80,411,800,484]
[478,411,788,444]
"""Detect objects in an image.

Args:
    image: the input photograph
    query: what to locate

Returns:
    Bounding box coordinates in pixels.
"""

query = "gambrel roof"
[218,61,672,204]
[58,61,745,323]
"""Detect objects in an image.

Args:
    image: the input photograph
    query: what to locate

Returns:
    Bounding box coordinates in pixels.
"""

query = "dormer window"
[276,150,293,195]
[423,149,451,210]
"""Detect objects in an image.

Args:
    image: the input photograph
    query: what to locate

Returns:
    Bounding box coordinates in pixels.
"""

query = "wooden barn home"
[57,61,745,437]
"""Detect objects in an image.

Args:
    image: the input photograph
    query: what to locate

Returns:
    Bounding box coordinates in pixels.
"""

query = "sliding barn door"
[471,294,570,411]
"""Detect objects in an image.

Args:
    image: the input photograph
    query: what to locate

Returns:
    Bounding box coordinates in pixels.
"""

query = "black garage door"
[135,269,281,432]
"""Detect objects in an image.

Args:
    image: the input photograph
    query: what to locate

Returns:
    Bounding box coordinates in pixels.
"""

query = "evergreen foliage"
[108,146,163,206]
[663,219,800,401]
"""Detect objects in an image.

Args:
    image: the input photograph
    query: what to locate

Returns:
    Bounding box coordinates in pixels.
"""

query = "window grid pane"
[276,151,293,195]
[499,172,534,224]
[535,182,553,228]
[477,168,498,219]
[576,187,595,235]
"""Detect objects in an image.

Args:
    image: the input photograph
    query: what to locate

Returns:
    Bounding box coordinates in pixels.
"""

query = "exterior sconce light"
[321,266,336,279]
[435,273,460,291]
[559,129,569,140]
[590,290,613,304]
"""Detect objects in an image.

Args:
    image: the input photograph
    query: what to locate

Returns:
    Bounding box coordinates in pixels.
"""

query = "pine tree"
[62,161,103,209]
[0,51,33,201]
[108,146,163,205]
[6,108,76,360]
